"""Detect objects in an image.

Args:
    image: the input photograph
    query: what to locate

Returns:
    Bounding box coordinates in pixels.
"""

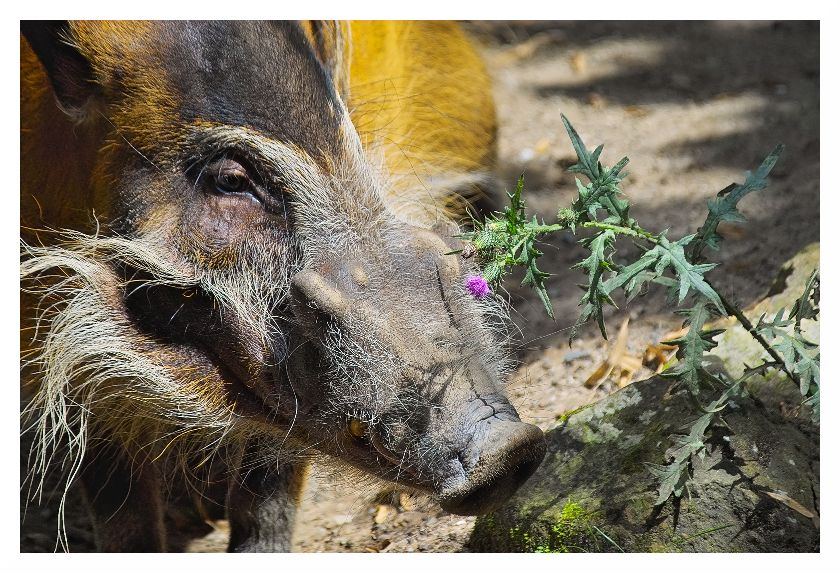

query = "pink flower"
[465,275,491,298]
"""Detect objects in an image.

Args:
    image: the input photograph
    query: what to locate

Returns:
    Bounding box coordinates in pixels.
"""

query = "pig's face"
[23,21,544,515]
[286,224,545,514]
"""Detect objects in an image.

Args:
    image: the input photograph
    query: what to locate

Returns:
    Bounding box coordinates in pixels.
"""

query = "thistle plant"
[455,116,820,503]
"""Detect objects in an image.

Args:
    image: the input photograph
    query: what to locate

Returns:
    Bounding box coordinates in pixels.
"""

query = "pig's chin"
[208,351,304,432]
[326,426,545,517]
[435,455,542,516]
[222,374,271,418]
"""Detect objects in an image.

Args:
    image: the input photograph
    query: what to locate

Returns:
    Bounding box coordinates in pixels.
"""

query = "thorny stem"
[710,282,797,382]
[529,223,566,235]
[579,221,657,241]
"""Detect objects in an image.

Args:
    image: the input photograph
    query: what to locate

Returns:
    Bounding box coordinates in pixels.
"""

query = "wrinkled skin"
[20,21,545,552]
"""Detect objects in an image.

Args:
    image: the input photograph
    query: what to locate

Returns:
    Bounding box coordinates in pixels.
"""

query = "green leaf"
[803,389,820,423]
[688,145,784,261]
[646,411,714,504]
[756,311,820,411]
[569,231,619,339]
[520,235,555,319]
[788,270,819,331]
[505,174,526,234]
[647,460,691,505]
[534,283,555,320]
[647,374,749,505]
[624,271,679,301]
[660,302,725,395]
[656,235,724,313]
[562,115,601,180]
[573,231,615,284]
[570,298,607,341]
[562,115,631,226]
[602,248,662,294]
[794,352,819,396]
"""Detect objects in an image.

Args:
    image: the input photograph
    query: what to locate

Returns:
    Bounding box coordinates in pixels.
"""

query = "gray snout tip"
[439,421,546,516]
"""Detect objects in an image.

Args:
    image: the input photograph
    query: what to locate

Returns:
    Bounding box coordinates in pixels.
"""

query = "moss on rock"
[471,375,818,552]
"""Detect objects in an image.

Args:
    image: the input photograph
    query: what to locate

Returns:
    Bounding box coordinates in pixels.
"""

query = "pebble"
[518,148,535,163]
[563,350,591,363]
[374,505,394,524]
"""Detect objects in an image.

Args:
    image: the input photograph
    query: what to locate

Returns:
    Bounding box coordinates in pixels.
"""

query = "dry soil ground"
[20,20,819,553]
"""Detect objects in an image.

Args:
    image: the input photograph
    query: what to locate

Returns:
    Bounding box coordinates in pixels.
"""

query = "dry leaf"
[584,361,611,389]
[643,342,678,373]
[764,491,819,528]
[617,353,644,388]
[584,318,643,390]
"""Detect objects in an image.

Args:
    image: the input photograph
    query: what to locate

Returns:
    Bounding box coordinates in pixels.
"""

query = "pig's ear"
[21,21,98,119]
[304,20,350,101]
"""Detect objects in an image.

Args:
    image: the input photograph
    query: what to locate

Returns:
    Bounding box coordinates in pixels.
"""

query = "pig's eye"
[212,160,252,195]
[348,417,368,439]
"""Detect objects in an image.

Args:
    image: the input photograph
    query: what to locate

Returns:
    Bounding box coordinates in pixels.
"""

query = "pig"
[20,21,546,552]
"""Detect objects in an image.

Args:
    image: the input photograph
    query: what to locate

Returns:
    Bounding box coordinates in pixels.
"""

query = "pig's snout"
[439,419,545,515]
[288,259,546,517]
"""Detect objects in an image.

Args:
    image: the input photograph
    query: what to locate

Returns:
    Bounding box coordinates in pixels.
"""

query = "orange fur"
[347,21,497,206]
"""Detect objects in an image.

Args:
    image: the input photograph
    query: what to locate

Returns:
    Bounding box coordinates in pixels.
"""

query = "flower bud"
[464,275,491,298]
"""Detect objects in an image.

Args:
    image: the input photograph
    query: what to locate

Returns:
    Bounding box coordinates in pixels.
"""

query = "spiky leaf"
[688,145,784,260]
[660,302,725,395]
[646,412,713,504]
[561,115,630,226]
[655,235,724,313]
[788,270,819,330]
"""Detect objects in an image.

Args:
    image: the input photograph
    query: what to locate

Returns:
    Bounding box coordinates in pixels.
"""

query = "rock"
[469,375,819,552]
[471,244,820,552]
[709,242,819,382]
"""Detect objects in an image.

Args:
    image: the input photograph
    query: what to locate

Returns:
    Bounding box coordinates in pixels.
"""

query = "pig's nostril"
[452,451,543,515]
[511,450,544,489]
